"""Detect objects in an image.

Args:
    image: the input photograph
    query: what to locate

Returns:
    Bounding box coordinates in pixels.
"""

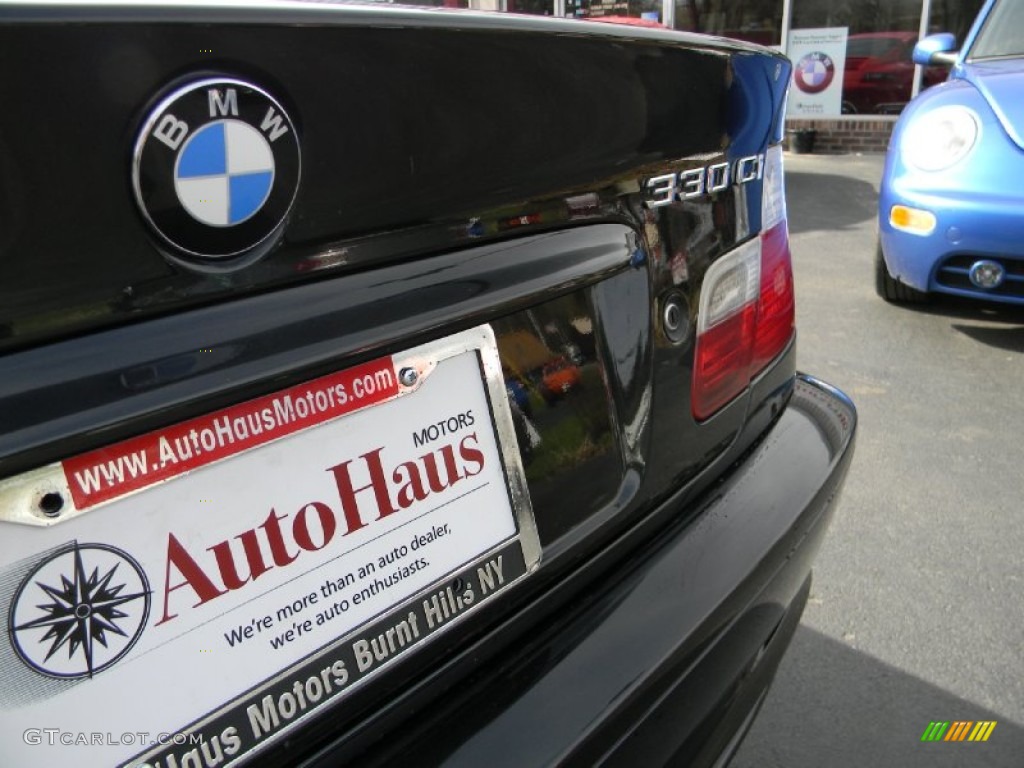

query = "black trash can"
[788,128,817,154]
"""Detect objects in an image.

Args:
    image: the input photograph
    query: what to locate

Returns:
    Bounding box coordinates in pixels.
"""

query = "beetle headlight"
[902,105,980,172]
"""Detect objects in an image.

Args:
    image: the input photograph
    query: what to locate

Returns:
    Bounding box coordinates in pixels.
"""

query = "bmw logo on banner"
[132,78,300,261]
[793,51,836,95]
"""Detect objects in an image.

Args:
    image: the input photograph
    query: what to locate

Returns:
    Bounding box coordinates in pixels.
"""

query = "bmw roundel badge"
[132,78,300,261]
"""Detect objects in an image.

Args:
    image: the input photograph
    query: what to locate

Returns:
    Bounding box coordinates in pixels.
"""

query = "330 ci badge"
[132,78,301,261]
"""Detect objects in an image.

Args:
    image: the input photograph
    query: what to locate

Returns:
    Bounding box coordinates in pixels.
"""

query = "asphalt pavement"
[731,153,1024,768]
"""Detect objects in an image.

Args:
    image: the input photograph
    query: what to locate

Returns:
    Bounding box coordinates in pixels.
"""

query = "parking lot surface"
[733,153,1024,768]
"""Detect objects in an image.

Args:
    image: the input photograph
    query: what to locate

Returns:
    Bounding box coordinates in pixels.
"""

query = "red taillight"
[691,303,758,421]
[691,146,795,421]
[750,221,795,376]
[691,239,760,421]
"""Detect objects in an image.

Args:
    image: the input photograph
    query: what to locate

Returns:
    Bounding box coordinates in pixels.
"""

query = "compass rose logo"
[9,542,151,679]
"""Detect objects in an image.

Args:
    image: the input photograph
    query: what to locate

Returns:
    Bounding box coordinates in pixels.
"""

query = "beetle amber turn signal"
[890,205,936,236]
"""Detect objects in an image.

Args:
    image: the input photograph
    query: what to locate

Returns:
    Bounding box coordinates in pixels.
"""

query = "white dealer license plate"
[0,326,539,768]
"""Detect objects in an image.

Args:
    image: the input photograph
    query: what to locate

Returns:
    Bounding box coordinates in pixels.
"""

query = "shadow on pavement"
[890,296,1024,353]
[786,171,879,236]
[901,295,1024,322]
[950,323,1024,354]
[732,628,1024,768]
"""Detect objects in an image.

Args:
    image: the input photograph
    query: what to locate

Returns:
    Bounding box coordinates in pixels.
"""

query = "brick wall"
[785,118,896,154]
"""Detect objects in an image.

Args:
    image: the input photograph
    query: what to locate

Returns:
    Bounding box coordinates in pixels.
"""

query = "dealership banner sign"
[0,326,540,767]
[788,27,849,117]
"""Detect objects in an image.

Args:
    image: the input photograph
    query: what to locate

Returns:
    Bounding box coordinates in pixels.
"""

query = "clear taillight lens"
[692,145,795,421]
[692,240,761,421]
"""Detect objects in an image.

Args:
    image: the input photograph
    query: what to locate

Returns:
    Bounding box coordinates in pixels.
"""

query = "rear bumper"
[295,374,857,767]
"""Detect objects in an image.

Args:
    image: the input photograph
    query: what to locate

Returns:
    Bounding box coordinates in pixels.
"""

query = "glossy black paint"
[290,377,856,768]
[0,8,786,353]
[0,6,851,768]
[0,225,635,479]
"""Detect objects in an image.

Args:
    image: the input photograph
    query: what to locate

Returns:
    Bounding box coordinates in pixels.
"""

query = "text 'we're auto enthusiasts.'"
[126,544,526,768]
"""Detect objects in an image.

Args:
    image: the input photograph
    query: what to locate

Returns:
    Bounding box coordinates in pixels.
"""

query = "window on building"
[508,0,555,14]
[789,0,921,115]
[399,0,471,7]
[672,0,784,46]
[929,0,985,48]
[567,0,663,22]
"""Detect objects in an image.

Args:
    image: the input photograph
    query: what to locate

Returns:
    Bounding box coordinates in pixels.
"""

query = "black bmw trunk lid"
[0,5,782,353]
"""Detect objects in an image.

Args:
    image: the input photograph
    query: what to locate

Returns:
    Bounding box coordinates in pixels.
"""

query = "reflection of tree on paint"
[794,51,836,94]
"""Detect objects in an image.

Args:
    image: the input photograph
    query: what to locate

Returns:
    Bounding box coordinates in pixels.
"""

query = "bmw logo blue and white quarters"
[132,78,300,263]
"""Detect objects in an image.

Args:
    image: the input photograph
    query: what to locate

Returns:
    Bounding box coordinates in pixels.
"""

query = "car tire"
[875,241,927,303]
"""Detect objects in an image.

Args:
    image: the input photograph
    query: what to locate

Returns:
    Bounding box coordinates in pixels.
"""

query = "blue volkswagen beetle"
[877,0,1024,304]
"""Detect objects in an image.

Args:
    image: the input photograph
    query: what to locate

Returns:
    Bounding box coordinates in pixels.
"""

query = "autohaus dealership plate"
[0,326,539,768]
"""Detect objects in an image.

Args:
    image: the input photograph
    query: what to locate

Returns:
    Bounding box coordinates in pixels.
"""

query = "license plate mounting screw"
[399,367,419,387]
[38,492,65,518]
